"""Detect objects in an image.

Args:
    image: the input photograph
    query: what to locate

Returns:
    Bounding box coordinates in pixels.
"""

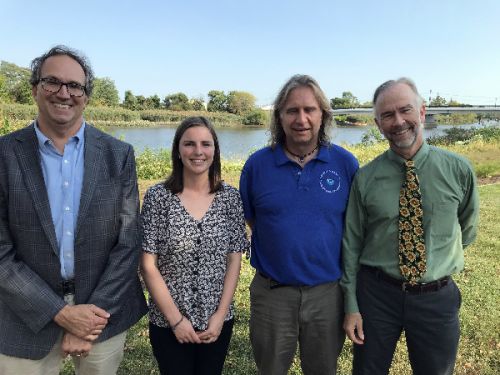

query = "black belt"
[258,272,293,289]
[62,280,75,295]
[362,266,450,294]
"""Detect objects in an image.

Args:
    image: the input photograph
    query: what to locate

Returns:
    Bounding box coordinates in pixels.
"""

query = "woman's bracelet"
[171,315,184,332]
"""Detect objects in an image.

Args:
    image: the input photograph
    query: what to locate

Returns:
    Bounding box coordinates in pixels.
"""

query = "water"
[107,123,484,160]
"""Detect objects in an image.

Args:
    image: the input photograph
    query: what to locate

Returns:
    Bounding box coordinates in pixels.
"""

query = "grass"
[58,141,499,374]
[108,184,499,375]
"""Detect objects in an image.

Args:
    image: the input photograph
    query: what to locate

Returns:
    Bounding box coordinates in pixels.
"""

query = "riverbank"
[2,103,497,131]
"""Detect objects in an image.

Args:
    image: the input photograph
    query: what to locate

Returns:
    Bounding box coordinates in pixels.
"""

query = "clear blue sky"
[1,0,498,106]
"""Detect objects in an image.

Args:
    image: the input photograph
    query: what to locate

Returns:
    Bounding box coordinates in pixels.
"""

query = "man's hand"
[61,332,92,357]
[344,312,365,345]
[54,304,109,341]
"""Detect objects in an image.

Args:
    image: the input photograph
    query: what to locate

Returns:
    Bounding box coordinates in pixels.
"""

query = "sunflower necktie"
[398,160,427,284]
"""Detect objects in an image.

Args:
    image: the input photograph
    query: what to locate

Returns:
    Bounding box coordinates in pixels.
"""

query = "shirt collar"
[273,143,329,166]
[34,121,86,150]
[387,141,430,169]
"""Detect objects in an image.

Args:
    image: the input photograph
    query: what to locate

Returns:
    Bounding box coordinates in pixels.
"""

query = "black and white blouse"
[141,182,249,331]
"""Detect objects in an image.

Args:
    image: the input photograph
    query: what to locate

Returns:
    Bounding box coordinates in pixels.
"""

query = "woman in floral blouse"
[140,116,249,375]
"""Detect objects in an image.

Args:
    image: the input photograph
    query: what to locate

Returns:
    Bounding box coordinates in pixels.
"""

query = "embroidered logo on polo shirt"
[320,170,341,193]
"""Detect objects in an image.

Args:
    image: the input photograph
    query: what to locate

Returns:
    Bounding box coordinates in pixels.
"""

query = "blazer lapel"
[13,124,59,255]
[75,125,103,237]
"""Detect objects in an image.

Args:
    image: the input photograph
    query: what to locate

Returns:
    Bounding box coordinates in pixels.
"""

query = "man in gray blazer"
[0,45,147,375]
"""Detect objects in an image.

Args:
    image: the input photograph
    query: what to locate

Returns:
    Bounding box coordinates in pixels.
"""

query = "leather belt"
[361,266,450,294]
[258,272,292,289]
[62,280,75,295]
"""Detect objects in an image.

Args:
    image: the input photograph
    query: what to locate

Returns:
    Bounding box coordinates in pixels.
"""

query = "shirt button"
[197,223,202,230]
[197,238,201,244]
[297,171,302,175]
[65,253,72,258]
[63,181,69,187]
[66,231,72,236]
[64,159,69,164]
[64,206,70,211]
[192,287,197,292]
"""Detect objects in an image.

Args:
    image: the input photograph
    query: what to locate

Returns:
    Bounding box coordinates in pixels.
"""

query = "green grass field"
[78,183,497,375]
[60,141,499,375]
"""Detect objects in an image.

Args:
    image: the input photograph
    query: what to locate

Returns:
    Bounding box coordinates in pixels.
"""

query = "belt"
[361,266,450,294]
[62,280,75,295]
[258,272,292,289]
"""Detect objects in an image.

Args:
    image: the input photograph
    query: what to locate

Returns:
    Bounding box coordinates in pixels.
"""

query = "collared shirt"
[34,122,85,280]
[141,183,249,330]
[240,144,359,286]
[340,142,479,313]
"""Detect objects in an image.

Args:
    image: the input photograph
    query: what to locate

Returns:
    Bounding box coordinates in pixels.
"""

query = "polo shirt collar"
[273,143,329,167]
[387,141,430,169]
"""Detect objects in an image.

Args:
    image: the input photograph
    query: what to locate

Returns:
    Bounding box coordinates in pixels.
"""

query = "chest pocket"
[430,201,459,237]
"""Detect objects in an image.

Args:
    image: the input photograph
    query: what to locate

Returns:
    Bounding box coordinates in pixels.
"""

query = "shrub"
[139,110,244,127]
[242,109,268,125]
[84,106,140,122]
[0,103,37,121]
[135,148,172,180]
[427,126,500,145]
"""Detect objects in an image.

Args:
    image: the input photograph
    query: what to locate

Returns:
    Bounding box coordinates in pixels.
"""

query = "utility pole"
[429,90,432,107]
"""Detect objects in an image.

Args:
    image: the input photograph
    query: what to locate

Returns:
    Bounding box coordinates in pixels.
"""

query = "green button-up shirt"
[340,142,479,313]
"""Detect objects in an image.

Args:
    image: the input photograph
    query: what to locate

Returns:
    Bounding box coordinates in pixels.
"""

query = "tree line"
[0,60,474,127]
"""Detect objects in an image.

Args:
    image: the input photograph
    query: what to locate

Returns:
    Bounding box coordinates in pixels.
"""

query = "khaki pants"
[0,331,127,375]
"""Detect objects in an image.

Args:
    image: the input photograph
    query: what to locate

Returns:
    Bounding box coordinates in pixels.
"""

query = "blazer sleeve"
[84,145,142,316]
[0,139,66,333]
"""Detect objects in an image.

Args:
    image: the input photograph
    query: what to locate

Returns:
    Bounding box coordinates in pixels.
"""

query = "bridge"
[332,107,500,127]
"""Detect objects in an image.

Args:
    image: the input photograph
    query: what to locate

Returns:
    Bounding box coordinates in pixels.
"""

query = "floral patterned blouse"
[141,182,249,330]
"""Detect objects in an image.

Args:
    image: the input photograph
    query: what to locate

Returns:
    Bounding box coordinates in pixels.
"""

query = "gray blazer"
[0,123,147,359]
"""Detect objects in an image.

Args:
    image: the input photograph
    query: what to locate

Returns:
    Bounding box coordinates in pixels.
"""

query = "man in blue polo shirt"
[240,74,358,374]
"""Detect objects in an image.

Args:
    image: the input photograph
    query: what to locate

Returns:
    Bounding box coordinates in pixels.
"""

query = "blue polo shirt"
[240,143,358,286]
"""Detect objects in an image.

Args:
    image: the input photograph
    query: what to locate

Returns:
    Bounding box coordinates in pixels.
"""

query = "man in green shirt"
[341,78,479,375]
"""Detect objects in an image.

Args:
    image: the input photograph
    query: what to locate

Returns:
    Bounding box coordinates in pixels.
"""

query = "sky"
[1,0,499,106]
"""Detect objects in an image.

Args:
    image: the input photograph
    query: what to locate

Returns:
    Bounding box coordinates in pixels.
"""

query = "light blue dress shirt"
[34,122,85,280]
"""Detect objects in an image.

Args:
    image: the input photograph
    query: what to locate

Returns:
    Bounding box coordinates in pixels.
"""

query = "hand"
[172,316,201,344]
[197,311,225,344]
[344,312,364,345]
[54,304,109,341]
[61,331,92,357]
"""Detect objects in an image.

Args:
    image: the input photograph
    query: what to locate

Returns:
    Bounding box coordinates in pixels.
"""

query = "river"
[107,123,483,160]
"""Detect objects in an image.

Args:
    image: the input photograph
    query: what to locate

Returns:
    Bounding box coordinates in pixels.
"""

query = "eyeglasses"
[39,78,86,97]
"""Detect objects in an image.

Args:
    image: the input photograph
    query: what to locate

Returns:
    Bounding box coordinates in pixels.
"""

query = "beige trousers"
[0,330,127,375]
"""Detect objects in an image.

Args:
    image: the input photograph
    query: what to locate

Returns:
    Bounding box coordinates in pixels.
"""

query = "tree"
[226,91,256,115]
[190,97,205,111]
[0,61,33,104]
[136,95,146,110]
[429,95,447,107]
[90,77,119,106]
[330,91,360,109]
[145,94,161,109]
[123,90,137,110]
[0,74,7,102]
[447,98,469,107]
[164,92,190,111]
[207,90,227,112]
[242,109,268,125]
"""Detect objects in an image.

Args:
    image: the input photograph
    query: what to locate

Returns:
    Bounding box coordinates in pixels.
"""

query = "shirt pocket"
[431,201,459,238]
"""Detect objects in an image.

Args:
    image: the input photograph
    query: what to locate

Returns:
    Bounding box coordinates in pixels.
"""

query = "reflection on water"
[107,123,484,160]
